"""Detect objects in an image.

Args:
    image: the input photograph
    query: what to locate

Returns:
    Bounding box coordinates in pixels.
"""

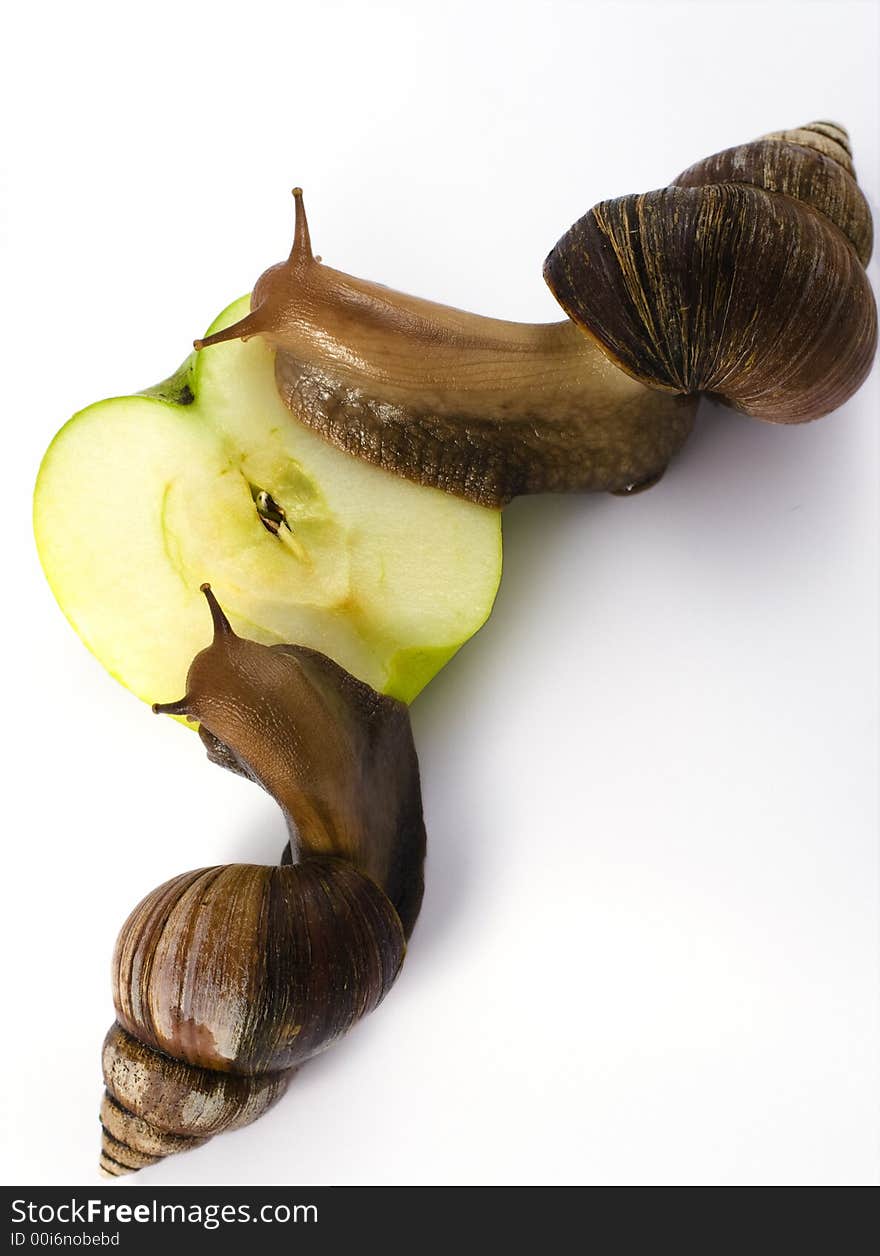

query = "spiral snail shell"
[193,121,875,507]
[99,586,425,1176]
[546,120,876,423]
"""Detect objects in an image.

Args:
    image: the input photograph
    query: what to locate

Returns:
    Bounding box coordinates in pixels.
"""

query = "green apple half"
[34,297,502,707]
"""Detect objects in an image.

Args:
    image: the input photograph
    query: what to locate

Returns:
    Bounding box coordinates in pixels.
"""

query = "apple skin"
[34,297,502,709]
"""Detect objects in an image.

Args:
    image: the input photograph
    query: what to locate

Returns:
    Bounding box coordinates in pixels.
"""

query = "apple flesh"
[34,297,502,707]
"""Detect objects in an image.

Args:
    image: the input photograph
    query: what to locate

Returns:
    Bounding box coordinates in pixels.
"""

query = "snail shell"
[545,121,877,422]
[100,860,404,1176]
[100,1025,290,1173]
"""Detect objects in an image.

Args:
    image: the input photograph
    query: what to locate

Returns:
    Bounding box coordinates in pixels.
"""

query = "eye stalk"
[151,583,231,716]
[289,186,314,265]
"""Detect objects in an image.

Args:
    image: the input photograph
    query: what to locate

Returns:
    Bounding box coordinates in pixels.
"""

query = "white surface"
[2,0,878,1186]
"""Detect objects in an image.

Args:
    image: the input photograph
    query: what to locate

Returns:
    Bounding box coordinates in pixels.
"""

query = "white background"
[2,0,877,1186]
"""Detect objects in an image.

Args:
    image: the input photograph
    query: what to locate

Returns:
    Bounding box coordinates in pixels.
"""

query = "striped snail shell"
[99,585,425,1176]
[545,120,876,423]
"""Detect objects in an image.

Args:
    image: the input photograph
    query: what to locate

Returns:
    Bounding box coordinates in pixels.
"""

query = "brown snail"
[194,121,876,507]
[99,585,426,1176]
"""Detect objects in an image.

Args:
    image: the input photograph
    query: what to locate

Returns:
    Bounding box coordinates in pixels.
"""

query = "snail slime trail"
[195,122,875,506]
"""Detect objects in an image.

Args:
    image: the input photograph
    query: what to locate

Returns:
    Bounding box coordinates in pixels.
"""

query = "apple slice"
[34,297,502,706]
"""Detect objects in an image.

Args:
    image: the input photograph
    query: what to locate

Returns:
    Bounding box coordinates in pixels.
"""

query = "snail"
[99,585,426,1176]
[193,120,876,507]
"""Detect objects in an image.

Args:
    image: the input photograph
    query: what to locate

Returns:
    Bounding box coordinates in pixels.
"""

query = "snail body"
[195,191,698,505]
[100,586,425,1176]
[196,121,876,506]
